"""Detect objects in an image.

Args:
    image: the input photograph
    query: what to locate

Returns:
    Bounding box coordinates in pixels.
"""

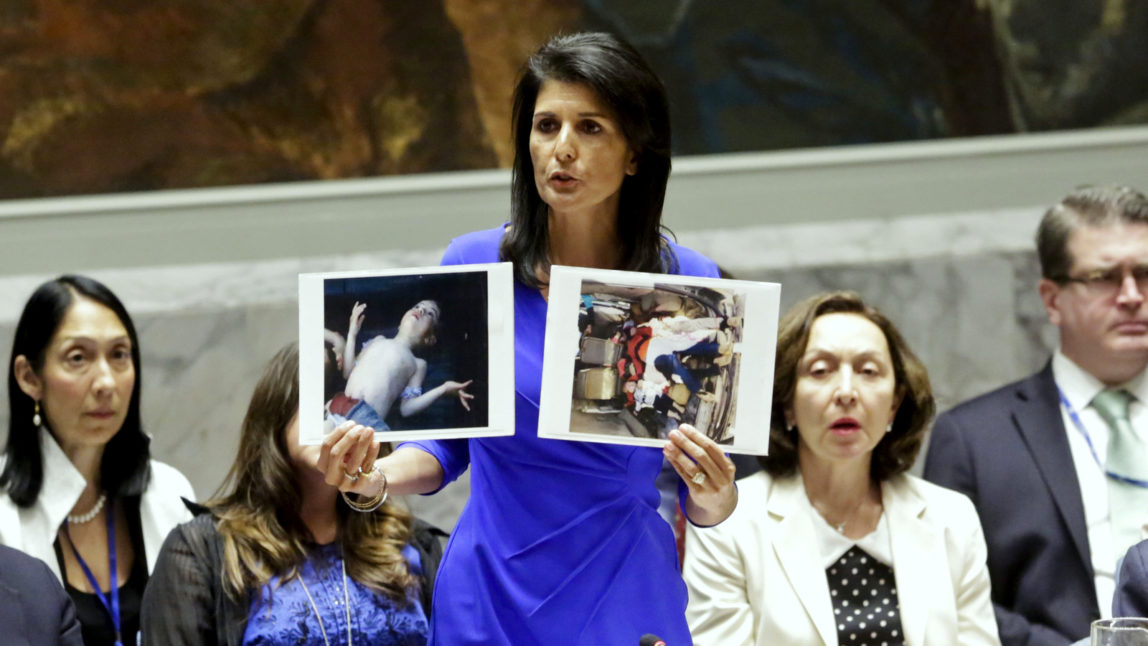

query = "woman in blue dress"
[320,32,739,645]
[141,344,439,645]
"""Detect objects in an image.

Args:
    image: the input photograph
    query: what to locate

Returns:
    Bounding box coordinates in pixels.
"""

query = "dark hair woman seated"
[1,274,194,646]
[140,343,443,646]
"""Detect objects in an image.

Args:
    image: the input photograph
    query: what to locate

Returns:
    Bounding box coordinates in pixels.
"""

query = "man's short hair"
[1036,184,1148,281]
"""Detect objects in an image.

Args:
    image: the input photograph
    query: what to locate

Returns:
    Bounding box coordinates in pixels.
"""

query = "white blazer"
[684,471,1001,646]
[0,431,195,581]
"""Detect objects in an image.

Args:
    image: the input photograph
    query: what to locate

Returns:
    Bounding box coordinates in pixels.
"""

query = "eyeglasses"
[1058,265,1148,296]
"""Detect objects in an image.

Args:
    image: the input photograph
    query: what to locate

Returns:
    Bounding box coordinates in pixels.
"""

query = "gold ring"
[692,471,706,485]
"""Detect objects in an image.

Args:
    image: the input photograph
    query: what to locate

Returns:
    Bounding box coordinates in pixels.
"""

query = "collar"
[763,473,836,646]
[1053,349,1148,410]
[38,429,91,530]
[768,471,926,526]
[808,500,894,568]
[1126,364,1148,406]
[1052,350,1106,413]
[763,470,805,520]
[794,471,898,567]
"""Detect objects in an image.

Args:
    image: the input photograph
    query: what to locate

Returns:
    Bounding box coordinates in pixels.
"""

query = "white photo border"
[298,262,515,445]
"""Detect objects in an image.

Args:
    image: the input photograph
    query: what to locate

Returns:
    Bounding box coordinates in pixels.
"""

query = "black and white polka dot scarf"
[827,545,904,645]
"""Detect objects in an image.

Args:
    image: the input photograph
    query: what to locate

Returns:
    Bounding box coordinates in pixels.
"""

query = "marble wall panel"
[740,252,1050,413]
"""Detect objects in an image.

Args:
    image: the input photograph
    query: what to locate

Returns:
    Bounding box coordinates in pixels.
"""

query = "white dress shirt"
[1053,350,1148,618]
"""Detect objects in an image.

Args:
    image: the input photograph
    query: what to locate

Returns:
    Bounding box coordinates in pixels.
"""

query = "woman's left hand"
[318,421,382,496]
[664,423,738,526]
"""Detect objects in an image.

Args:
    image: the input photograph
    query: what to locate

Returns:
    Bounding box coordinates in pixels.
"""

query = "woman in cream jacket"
[684,292,999,646]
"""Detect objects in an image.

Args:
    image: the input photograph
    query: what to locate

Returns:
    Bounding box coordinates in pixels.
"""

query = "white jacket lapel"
[885,476,953,646]
[770,475,838,646]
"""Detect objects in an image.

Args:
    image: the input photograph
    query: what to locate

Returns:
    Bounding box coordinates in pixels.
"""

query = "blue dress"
[405,225,720,645]
[242,543,428,645]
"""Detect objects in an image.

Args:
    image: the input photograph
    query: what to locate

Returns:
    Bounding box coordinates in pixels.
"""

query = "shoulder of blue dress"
[666,240,720,278]
[442,225,508,265]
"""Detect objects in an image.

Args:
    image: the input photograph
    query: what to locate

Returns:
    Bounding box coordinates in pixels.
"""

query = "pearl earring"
[32,400,41,427]
[886,422,893,433]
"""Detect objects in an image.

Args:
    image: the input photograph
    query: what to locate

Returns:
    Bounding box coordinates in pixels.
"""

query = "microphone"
[639,635,667,646]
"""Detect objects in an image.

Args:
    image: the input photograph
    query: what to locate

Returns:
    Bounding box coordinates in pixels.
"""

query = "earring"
[886,422,893,433]
[786,425,796,433]
[32,400,41,427]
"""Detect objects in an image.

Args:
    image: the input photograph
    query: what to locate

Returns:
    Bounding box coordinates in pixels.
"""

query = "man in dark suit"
[925,185,1148,645]
[0,544,82,645]
[1115,537,1148,617]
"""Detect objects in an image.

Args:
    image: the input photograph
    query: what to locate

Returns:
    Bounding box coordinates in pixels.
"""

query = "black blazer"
[1115,539,1148,618]
[0,544,83,646]
[924,362,1099,645]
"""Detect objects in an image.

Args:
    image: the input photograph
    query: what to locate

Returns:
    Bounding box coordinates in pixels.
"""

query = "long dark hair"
[209,343,416,601]
[2,275,151,506]
[500,31,678,287]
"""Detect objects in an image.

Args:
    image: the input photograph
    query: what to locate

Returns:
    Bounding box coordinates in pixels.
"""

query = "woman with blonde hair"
[141,343,440,645]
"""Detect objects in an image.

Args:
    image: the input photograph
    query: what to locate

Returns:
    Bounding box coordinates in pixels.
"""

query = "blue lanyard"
[64,496,123,646]
[1057,387,1148,489]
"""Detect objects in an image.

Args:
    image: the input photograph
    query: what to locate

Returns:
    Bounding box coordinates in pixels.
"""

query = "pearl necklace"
[67,492,107,525]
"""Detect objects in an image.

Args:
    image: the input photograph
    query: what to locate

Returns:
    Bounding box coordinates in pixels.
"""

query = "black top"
[53,496,147,646]
[826,545,905,646]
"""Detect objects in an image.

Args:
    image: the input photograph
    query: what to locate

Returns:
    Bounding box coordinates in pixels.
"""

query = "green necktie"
[1091,388,1148,555]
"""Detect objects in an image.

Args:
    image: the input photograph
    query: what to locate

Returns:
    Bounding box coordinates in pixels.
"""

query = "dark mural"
[0,0,1145,199]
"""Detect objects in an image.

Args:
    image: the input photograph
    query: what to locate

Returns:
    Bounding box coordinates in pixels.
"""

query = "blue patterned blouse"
[242,542,428,645]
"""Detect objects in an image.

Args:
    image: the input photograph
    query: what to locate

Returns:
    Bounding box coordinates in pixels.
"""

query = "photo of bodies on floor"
[571,279,745,444]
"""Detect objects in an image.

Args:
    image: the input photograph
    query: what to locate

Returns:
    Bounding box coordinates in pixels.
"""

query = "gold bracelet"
[340,468,388,513]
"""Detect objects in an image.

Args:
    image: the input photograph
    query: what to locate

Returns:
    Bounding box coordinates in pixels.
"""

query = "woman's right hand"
[318,420,383,496]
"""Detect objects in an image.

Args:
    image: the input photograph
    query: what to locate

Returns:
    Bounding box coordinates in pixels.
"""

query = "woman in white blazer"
[684,291,1000,646]
[1,275,193,646]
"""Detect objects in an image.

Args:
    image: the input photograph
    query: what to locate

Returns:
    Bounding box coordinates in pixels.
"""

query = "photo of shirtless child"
[326,299,474,430]
[299,264,514,444]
